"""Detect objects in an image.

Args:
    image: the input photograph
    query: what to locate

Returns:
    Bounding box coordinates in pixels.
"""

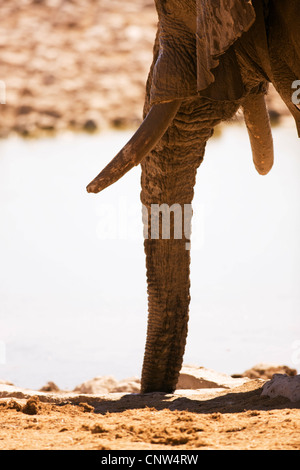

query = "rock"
[39,381,60,392]
[268,109,281,125]
[74,376,141,394]
[73,376,118,394]
[0,380,14,386]
[234,363,297,380]
[16,105,33,115]
[83,119,98,132]
[111,377,140,393]
[261,374,300,402]
[176,365,250,390]
[21,396,41,415]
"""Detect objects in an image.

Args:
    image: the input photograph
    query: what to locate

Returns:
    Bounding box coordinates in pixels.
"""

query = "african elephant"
[87,0,300,393]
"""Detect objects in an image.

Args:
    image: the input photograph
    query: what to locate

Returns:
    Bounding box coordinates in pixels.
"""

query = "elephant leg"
[140,98,238,393]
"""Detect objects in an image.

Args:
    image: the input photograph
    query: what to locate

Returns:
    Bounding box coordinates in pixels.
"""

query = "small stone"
[73,376,118,394]
[78,402,94,413]
[261,374,300,402]
[22,396,40,415]
[39,381,60,392]
[17,105,33,115]
[176,365,250,390]
[237,363,297,380]
[83,119,98,132]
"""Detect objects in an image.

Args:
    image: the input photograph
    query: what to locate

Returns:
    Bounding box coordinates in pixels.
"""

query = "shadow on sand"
[52,380,300,415]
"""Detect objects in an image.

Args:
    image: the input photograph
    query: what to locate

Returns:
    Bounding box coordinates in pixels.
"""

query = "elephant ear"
[150,0,256,105]
[196,0,256,94]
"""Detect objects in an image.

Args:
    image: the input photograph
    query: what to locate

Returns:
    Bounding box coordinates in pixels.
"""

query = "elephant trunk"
[140,164,201,393]
[140,99,224,393]
[141,236,192,393]
[242,93,274,175]
[86,100,181,194]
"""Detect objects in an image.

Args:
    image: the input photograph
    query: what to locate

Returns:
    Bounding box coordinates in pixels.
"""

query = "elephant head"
[87,0,300,393]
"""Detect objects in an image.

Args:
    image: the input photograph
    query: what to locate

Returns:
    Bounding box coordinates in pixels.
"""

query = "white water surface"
[0,124,299,389]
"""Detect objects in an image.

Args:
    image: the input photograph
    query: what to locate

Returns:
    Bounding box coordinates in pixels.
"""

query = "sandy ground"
[0,381,299,450]
[1,367,299,450]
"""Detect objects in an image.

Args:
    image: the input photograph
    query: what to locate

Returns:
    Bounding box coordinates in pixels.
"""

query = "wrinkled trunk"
[140,127,206,393]
[140,98,238,393]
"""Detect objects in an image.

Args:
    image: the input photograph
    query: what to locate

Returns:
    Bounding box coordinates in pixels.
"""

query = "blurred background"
[0,0,299,390]
[0,0,157,138]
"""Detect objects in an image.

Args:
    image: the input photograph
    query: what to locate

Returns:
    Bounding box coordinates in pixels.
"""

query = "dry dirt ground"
[0,379,299,450]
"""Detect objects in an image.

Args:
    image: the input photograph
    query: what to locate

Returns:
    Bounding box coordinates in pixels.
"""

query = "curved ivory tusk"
[86,100,181,194]
[242,93,274,175]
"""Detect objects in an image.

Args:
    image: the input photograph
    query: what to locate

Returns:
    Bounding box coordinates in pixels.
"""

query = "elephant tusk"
[86,100,181,193]
[242,93,274,175]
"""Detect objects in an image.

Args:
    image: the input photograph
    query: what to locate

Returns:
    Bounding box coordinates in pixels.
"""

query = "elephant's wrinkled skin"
[87,0,300,393]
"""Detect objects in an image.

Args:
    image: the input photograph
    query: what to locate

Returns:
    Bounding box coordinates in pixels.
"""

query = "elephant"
[86,0,300,393]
